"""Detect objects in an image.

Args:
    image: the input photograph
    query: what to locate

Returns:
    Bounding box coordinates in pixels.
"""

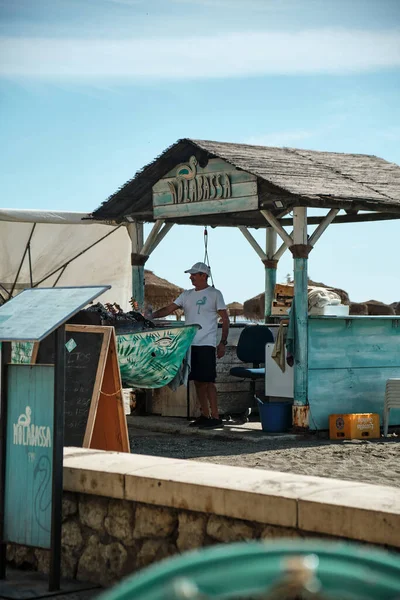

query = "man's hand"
[216,342,226,359]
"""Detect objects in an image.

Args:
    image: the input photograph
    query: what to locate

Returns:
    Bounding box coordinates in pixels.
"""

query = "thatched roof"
[144,269,183,310]
[227,301,244,315]
[227,301,244,323]
[243,293,264,321]
[92,138,400,227]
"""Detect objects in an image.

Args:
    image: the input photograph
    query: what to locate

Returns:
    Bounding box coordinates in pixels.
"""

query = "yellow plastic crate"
[329,413,380,440]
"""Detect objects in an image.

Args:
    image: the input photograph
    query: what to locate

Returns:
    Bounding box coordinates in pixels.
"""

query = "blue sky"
[1,0,400,305]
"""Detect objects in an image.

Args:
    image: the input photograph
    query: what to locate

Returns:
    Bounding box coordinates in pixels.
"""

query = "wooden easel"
[33,325,130,453]
[87,326,130,452]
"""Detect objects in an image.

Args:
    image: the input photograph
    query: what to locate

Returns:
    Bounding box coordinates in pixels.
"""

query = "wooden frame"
[33,325,130,453]
[90,329,130,453]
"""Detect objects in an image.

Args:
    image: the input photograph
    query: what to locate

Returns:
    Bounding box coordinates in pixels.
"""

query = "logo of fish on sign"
[13,406,52,448]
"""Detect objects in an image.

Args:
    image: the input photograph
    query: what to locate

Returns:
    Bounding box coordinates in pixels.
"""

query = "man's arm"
[216,309,229,358]
[151,303,180,319]
[218,309,229,343]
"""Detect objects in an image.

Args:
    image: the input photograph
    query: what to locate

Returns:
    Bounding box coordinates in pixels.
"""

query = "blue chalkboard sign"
[4,365,54,549]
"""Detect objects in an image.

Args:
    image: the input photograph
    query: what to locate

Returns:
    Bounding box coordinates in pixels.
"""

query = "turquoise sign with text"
[4,364,54,549]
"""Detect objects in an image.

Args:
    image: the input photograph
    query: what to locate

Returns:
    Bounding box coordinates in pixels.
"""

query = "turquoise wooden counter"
[308,316,400,430]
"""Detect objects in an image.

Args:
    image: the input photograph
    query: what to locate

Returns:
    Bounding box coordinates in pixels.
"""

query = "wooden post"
[264,229,277,321]
[0,342,11,579]
[127,222,145,311]
[291,207,309,428]
[49,325,65,592]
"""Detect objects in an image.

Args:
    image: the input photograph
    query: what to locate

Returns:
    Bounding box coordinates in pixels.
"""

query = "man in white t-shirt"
[151,262,229,429]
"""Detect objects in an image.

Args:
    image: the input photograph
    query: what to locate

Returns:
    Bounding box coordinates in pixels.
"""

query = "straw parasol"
[144,270,183,318]
[243,293,264,321]
[227,301,244,323]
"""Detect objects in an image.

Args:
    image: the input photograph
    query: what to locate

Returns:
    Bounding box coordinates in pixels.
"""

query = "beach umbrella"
[227,301,244,323]
[243,293,264,321]
[144,270,183,318]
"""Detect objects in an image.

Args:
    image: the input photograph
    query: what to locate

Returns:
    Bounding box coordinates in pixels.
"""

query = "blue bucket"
[257,398,292,433]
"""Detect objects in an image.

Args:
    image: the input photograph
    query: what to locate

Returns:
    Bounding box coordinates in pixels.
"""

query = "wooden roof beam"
[238,226,267,261]
[141,220,164,256]
[260,209,293,248]
[273,235,292,261]
[296,211,399,226]
[308,208,340,248]
[146,222,174,255]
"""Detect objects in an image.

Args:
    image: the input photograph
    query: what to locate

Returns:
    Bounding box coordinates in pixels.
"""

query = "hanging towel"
[286,297,296,363]
[168,347,191,391]
[271,321,286,372]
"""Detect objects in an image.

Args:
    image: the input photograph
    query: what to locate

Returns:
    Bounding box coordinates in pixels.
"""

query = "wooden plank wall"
[308,317,400,430]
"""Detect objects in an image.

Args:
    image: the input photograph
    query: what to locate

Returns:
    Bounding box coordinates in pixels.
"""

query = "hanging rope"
[203,226,214,287]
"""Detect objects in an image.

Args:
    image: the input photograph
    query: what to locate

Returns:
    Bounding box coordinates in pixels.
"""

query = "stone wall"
[6,448,400,587]
[7,493,310,587]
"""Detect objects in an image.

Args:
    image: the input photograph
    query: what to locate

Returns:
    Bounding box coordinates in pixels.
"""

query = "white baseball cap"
[184,262,211,276]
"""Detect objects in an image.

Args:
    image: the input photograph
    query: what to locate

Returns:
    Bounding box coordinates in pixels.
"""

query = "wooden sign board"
[153,156,258,219]
[4,364,54,549]
[34,325,130,453]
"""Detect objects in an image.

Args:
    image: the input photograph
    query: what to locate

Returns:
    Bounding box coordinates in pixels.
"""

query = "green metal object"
[98,540,400,600]
[117,324,199,389]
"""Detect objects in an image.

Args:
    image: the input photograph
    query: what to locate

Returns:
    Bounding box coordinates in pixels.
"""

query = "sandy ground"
[128,421,400,488]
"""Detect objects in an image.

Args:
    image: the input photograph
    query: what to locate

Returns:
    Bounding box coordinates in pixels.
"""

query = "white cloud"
[1,28,399,80]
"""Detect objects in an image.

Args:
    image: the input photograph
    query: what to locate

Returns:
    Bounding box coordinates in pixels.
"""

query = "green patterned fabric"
[3,325,199,389]
[11,342,34,364]
[117,324,199,389]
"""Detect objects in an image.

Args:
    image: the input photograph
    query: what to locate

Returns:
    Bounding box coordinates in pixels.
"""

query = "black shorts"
[189,345,216,383]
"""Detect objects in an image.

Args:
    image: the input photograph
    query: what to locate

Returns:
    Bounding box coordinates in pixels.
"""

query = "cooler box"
[329,413,380,440]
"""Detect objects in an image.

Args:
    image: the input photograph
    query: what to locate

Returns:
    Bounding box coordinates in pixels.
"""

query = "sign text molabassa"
[167,156,231,204]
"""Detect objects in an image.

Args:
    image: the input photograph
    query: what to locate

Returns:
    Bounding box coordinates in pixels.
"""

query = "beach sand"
[129,425,400,488]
